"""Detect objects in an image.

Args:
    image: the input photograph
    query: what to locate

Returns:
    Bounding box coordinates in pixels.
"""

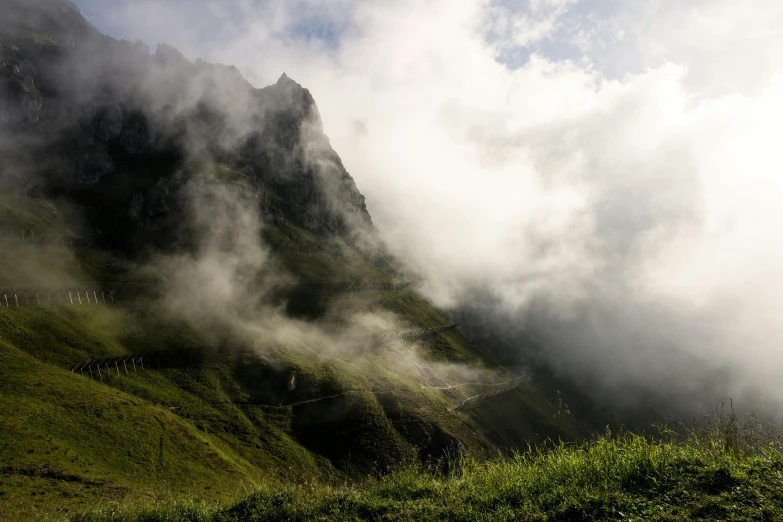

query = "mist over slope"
[1,0,373,251]
[103,0,783,421]
[2,0,781,451]
[2,2,781,519]
[1,5,612,518]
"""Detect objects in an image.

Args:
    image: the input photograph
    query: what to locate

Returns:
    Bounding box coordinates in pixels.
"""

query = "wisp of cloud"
[91,0,783,419]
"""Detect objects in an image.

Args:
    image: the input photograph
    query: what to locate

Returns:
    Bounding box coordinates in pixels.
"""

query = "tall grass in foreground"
[69,416,783,522]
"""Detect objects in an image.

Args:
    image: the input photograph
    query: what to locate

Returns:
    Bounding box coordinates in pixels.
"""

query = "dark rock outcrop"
[145,176,171,216]
[243,73,373,235]
[119,114,157,154]
[1,73,43,125]
[92,105,123,142]
[128,176,177,224]
[74,146,115,184]
[0,0,375,250]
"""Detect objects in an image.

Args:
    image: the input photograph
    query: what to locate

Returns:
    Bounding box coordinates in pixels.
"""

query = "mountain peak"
[155,42,187,64]
[262,72,321,131]
[276,72,302,89]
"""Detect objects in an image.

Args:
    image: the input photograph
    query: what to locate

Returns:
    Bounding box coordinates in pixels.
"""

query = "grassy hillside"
[0,186,598,520]
[62,432,783,521]
[2,10,780,521]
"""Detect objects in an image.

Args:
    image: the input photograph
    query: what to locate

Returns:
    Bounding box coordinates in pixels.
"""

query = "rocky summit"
[1,0,371,251]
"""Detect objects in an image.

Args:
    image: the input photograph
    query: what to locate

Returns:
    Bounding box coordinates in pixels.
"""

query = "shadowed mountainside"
[0,1,616,519]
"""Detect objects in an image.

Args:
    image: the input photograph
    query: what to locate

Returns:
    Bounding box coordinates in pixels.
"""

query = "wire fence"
[0,225,86,246]
[371,323,459,343]
[66,345,528,419]
[454,377,526,411]
[318,282,412,293]
[0,288,114,307]
[68,348,207,381]
[0,284,156,307]
[0,280,409,309]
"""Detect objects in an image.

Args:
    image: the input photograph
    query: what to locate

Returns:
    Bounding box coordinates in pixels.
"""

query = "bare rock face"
[128,177,172,221]
[145,177,171,216]
[13,58,37,79]
[0,43,43,125]
[93,105,124,142]
[0,19,374,246]
[2,75,43,124]
[74,147,115,184]
[242,73,373,236]
[129,192,145,221]
[120,115,156,153]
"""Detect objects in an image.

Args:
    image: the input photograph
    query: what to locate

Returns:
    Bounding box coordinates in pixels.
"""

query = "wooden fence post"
[69,291,73,305]
[77,292,82,305]
[14,294,18,307]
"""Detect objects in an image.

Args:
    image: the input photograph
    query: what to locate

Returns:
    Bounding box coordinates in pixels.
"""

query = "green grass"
[56,434,783,521]
[0,286,515,519]
[1,30,778,520]
[0,192,638,520]
[0,302,321,520]
[0,289,592,520]
[0,290,603,520]
[0,26,62,47]
[0,337,258,520]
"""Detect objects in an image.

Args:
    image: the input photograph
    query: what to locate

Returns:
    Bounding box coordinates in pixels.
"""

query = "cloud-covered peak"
[63,0,783,418]
[155,42,188,64]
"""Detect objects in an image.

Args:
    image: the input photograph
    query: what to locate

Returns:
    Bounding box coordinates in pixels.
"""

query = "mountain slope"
[0,2,610,519]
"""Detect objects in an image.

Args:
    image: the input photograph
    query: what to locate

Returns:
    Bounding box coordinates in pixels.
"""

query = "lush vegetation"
[6,178,778,521]
[4,9,780,519]
[0,191,580,521]
[5,168,777,521]
[62,429,783,521]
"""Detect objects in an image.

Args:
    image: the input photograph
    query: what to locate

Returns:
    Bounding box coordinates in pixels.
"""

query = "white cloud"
[511,0,577,47]
[101,0,783,415]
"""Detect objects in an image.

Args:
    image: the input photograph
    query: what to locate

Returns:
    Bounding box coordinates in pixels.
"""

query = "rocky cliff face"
[0,44,43,125]
[0,0,373,248]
